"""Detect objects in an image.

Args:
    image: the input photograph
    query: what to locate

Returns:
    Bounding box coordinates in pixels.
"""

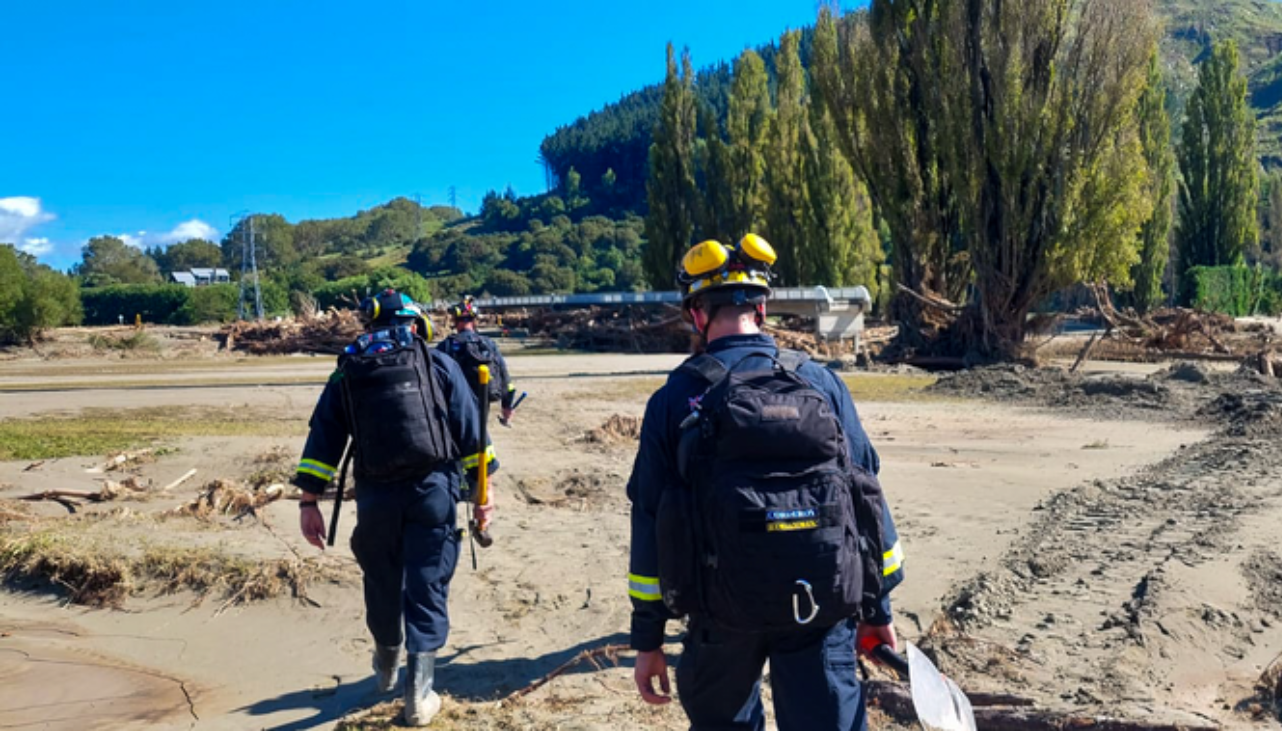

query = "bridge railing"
[461,286,871,311]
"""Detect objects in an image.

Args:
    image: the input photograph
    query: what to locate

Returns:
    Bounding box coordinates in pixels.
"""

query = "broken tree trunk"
[1070,327,1108,374]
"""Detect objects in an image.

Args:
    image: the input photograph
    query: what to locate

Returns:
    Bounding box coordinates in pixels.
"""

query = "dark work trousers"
[676,617,866,731]
[350,479,460,654]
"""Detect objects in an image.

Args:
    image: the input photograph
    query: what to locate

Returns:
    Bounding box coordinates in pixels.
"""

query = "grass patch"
[365,244,414,268]
[87,331,162,353]
[0,406,306,461]
[0,526,341,608]
[842,373,940,402]
[572,373,940,406]
[0,507,349,608]
[1082,439,1111,450]
[0,355,324,379]
[572,377,665,404]
[0,375,329,392]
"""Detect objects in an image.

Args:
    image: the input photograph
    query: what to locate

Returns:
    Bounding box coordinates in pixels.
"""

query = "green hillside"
[1158,0,1282,164]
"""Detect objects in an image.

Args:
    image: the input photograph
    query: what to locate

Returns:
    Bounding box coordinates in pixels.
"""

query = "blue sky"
[2,0,832,269]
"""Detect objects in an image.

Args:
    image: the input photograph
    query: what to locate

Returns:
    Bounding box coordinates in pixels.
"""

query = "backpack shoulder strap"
[777,349,810,373]
[678,354,730,384]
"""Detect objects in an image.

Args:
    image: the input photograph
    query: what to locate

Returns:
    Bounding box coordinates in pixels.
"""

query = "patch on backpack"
[760,405,801,421]
[765,508,819,532]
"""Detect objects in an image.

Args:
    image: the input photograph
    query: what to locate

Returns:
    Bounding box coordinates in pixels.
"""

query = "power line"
[232,212,264,321]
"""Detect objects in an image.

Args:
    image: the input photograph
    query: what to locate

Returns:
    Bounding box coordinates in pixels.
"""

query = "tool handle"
[470,520,493,547]
[327,448,352,548]
[499,391,527,428]
[871,644,910,680]
[472,365,493,548]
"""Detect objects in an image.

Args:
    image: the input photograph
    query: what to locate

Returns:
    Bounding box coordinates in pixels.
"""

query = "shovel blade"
[906,642,977,731]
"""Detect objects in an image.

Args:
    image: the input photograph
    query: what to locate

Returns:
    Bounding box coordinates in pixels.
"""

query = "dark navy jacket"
[293,343,498,496]
[438,329,518,411]
[626,334,905,651]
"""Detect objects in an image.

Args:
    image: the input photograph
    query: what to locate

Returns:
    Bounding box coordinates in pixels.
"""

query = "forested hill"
[540,0,1282,214]
[1161,0,1282,164]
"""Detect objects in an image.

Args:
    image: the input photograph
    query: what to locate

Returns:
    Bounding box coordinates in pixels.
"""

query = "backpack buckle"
[792,579,820,625]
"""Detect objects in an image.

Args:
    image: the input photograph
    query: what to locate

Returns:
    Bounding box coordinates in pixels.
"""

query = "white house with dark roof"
[171,268,230,287]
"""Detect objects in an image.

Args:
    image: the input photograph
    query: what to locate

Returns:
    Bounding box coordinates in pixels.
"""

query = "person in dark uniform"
[294,290,498,727]
[439,295,518,424]
[627,235,905,731]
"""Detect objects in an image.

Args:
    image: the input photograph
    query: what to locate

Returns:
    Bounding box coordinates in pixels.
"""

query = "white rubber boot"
[403,651,441,726]
[372,644,401,694]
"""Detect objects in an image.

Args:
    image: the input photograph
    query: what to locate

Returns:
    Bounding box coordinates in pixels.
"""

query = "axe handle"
[470,365,493,548]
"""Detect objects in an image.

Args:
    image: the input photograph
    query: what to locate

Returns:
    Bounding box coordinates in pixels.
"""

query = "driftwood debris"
[865,681,1217,731]
[17,478,149,513]
[168,480,284,519]
[1073,283,1281,376]
[161,469,198,492]
[86,449,154,474]
[515,306,691,353]
[218,308,367,355]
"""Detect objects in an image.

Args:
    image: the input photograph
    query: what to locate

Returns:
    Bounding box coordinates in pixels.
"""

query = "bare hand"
[300,503,326,550]
[634,649,672,705]
[500,407,514,423]
[856,621,899,661]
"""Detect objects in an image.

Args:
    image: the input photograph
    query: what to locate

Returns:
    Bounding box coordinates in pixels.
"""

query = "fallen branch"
[503,643,628,704]
[161,469,198,492]
[865,681,1216,731]
[16,490,106,513]
[896,283,968,313]
[1070,327,1107,374]
[86,449,154,475]
[22,461,45,472]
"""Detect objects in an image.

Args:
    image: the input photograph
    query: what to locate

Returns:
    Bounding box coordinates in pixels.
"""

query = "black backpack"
[338,336,458,482]
[445,334,503,403]
[656,350,887,632]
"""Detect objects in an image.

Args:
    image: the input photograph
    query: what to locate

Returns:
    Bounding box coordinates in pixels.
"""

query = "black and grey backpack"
[338,330,457,482]
[656,350,887,631]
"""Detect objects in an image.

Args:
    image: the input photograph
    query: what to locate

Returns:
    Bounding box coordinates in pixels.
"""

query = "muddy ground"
[0,330,1279,730]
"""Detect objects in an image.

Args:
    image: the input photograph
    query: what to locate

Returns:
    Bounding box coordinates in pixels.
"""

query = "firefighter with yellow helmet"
[626,234,906,730]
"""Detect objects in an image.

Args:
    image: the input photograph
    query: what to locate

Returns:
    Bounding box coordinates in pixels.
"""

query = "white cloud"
[117,231,147,249]
[20,237,52,256]
[164,219,218,244]
[114,220,220,250]
[0,196,55,243]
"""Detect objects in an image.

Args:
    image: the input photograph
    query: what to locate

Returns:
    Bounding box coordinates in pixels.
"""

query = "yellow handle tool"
[470,365,494,548]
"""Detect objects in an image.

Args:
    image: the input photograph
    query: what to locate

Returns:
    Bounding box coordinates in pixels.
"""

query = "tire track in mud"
[926,368,1282,725]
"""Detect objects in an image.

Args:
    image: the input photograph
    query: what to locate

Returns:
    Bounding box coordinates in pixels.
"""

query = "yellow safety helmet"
[449,295,479,320]
[676,234,777,305]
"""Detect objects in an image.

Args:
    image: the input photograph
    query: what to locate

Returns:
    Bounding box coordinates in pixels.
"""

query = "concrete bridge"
[470,286,873,346]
